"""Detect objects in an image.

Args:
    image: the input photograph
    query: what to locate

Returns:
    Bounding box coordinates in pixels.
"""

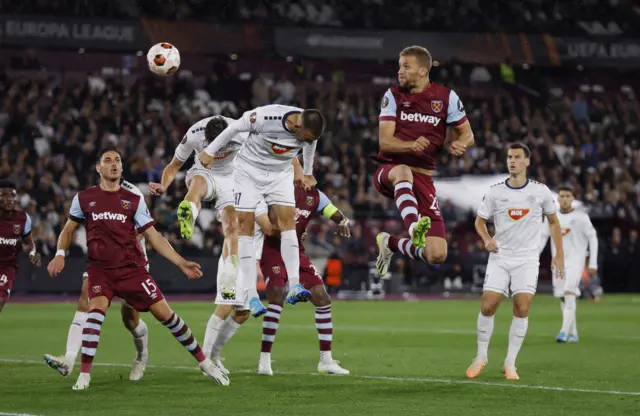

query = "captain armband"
[322,203,339,219]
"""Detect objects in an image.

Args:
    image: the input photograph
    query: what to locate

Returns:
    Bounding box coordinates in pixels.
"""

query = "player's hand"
[180,260,203,279]
[197,152,214,168]
[337,218,351,238]
[483,238,499,253]
[47,256,65,278]
[297,175,317,191]
[449,140,468,157]
[412,136,430,152]
[148,182,166,196]
[301,232,308,241]
[588,268,598,277]
[551,256,565,279]
[29,252,42,267]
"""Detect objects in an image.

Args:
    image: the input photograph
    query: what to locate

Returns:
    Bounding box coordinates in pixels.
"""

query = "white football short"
[186,167,234,210]
[483,254,540,297]
[232,161,295,212]
[552,265,582,298]
[214,255,250,310]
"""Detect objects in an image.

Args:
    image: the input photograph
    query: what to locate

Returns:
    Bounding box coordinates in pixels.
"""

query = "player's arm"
[582,215,599,274]
[20,214,41,266]
[149,144,187,195]
[377,89,420,153]
[316,190,350,237]
[161,157,185,188]
[475,192,498,252]
[538,217,551,255]
[446,90,474,156]
[47,194,83,277]
[200,111,256,166]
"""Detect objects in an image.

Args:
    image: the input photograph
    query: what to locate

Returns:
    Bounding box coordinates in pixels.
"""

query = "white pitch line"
[0,412,42,416]
[2,358,639,397]
[281,323,640,341]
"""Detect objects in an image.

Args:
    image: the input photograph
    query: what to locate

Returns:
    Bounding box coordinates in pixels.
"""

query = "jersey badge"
[305,196,314,206]
[249,112,257,123]
[121,200,131,210]
[508,208,530,221]
[272,266,281,274]
[381,96,389,108]
[430,100,443,113]
[13,224,21,235]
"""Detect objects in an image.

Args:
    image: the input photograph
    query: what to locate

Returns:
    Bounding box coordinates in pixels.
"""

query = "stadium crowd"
[0,53,638,291]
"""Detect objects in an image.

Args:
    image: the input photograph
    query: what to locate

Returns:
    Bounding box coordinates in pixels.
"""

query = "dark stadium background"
[0,0,638,297]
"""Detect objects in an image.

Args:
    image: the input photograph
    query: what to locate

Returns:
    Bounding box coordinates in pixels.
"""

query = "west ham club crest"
[305,196,314,206]
[13,224,21,235]
[272,266,281,274]
[121,200,131,210]
[431,100,443,113]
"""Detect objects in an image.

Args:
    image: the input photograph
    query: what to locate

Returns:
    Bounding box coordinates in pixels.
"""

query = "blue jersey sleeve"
[316,190,332,213]
[69,194,85,222]
[134,197,155,231]
[23,214,32,236]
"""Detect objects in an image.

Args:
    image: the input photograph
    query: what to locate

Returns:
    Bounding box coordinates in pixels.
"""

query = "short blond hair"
[400,46,432,69]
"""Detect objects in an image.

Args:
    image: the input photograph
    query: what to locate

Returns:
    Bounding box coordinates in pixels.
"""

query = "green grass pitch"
[1,295,639,415]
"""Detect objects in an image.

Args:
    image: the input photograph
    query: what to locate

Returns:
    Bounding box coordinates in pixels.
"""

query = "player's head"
[296,109,325,142]
[557,185,575,212]
[398,46,432,90]
[507,142,531,176]
[0,180,17,212]
[205,117,229,142]
[96,146,123,182]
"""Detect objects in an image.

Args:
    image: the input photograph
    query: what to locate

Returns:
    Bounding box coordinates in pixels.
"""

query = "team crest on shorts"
[272,266,281,274]
[121,200,131,210]
[507,208,530,221]
[249,112,257,123]
[305,196,314,206]
[430,100,443,113]
[92,285,102,293]
[12,224,21,235]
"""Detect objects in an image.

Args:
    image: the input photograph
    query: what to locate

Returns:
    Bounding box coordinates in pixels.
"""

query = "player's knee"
[480,303,498,317]
[311,286,331,307]
[77,296,90,313]
[390,165,413,184]
[267,288,285,306]
[222,217,238,238]
[426,248,447,264]
[237,212,254,234]
[512,302,530,318]
[188,176,207,198]
[232,310,250,325]
[120,304,138,330]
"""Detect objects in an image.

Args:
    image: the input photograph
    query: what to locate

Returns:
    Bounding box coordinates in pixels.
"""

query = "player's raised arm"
[200,111,258,166]
[582,214,599,274]
[20,214,41,267]
[134,196,202,279]
[316,190,350,237]
[148,157,184,196]
[475,192,498,253]
[47,194,83,277]
[446,90,474,156]
[378,89,425,153]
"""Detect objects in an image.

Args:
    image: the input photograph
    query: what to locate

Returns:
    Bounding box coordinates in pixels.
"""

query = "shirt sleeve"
[23,213,32,237]
[302,140,317,175]
[378,89,397,121]
[476,191,494,220]
[582,214,599,269]
[316,190,331,213]
[446,89,468,126]
[542,186,557,214]
[174,132,197,162]
[538,218,550,255]
[69,193,85,223]
[134,197,156,232]
[204,109,262,156]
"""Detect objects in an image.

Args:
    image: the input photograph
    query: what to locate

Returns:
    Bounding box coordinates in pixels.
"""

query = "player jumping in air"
[467,143,565,381]
[44,180,153,381]
[0,180,41,314]
[148,116,246,301]
[47,147,229,390]
[539,185,598,343]
[256,182,351,376]
[374,45,474,276]
[198,105,324,307]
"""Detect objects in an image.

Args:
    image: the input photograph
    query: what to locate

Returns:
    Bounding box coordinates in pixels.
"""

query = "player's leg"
[557,267,580,343]
[120,303,148,381]
[466,258,508,379]
[259,284,286,376]
[503,260,538,380]
[44,275,90,377]
[209,308,250,368]
[177,172,210,239]
[218,207,240,298]
[73,292,111,390]
[310,284,349,375]
[148,298,229,385]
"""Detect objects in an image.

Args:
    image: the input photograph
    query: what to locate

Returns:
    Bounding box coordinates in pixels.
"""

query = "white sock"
[505,316,529,367]
[237,235,257,296]
[65,311,88,364]
[189,201,199,221]
[476,313,494,361]
[211,316,241,359]
[260,351,271,363]
[280,230,300,287]
[561,294,576,334]
[570,313,578,336]
[203,314,224,358]
[130,319,148,361]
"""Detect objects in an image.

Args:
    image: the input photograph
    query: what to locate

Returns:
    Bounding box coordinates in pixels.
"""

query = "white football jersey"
[540,209,598,269]
[477,179,557,258]
[203,104,316,175]
[174,116,247,176]
[120,179,148,261]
